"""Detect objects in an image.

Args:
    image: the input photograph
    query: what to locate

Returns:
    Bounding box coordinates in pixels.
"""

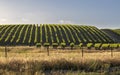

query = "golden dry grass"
[0,46,119,75]
[0,46,119,61]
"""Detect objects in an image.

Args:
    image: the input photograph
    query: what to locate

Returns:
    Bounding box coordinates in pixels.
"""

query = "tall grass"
[0,47,120,74]
[0,57,119,73]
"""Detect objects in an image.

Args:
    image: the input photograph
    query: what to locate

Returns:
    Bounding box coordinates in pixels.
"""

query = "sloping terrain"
[0,24,114,46]
[113,29,120,35]
[102,29,120,43]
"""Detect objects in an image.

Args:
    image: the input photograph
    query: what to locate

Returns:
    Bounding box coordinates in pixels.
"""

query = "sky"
[0,0,120,29]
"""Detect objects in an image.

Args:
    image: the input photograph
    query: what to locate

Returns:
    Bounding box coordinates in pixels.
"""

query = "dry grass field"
[0,46,119,60]
[0,46,120,75]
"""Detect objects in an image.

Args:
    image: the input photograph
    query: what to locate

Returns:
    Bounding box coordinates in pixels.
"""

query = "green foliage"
[101,44,110,50]
[40,24,42,43]
[34,24,38,43]
[79,43,83,48]
[70,42,74,47]
[60,43,66,49]
[60,43,66,46]
[43,43,50,47]
[52,43,58,46]
[87,43,93,49]
[109,43,119,49]
[94,43,102,50]
[52,43,58,48]
[22,25,30,44]
[113,29,120,35]
[87,43,93,47]
[0,24,115,46]
[36,43,41,47]
[70,42,75,50]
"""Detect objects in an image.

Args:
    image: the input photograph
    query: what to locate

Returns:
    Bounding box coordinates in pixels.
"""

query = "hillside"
[102,29,120,43]
[113,29,120,35]
[0,24,114,46]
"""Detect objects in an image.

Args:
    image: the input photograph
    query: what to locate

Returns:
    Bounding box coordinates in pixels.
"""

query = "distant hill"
[112,29,120,35]
[101,29,120,43]
[0,24,114,46]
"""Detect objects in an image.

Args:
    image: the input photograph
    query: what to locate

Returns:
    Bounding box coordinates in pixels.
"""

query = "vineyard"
[0,24,120,74]
[0,24,115,46]
[102,29,120,43]
[112,29,120,35]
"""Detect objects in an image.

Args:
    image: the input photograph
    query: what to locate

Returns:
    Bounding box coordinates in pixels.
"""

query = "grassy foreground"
[0,46,120,75]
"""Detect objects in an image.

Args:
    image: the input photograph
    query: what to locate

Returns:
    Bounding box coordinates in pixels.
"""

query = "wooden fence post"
[47,46,49,56]
[111,48,113,57]
[82,46,84,57]
[5,46,7,58]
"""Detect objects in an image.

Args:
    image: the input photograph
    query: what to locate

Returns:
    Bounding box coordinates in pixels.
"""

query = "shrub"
[60,43,66,49]
[52,43,58,48]
[94,43,102,50]
[87,43,93,49]
[43,43,50,47]
[109,43,119,49]
[44,43,50,56]
[36,43,41,47]
[101,44,110,50]
[79,43,83,48]
[70,42,74,50]
[115,43,119,49]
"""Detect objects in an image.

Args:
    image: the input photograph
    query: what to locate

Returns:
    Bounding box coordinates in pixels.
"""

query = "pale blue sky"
[0,0,120,29]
